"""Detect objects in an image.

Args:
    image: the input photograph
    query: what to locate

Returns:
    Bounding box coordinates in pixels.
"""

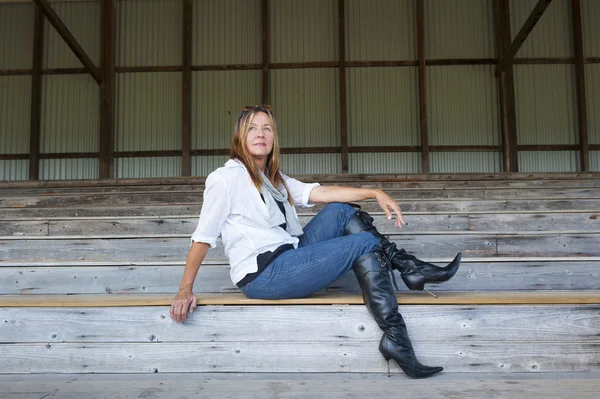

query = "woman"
[170,105,461,378]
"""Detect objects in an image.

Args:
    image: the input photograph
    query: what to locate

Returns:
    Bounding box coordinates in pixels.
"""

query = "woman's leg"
[241,232,378,300]
[298,202,357,247]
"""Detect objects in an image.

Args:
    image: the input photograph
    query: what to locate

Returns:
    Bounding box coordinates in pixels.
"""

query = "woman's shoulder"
[207,159,247,185]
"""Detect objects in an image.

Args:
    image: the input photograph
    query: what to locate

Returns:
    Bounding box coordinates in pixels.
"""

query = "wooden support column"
[261,0,270,104]
[571,0,589,172]
[33,0,102,84]
[417,0,429,173]
[339,0,349,173]
[99,0,116,179]
[29,6,44,180]
[182,0,192,176]
[496,0,553,77]
[494,0,519,172]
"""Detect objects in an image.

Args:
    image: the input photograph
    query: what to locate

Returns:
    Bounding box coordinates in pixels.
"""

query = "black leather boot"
[344,209,461,292]
[353,249,443,378]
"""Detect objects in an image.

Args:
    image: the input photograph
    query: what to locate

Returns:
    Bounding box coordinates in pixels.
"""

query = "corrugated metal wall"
[282,154,342,175]
[582,0,600,57]
[270,0,338,63]
[44,1,100,69]
[431,152,502,173]
[519,151,579,172]
[0,3,34,69]
[0,160,28,181]
[426,0,495,59]
[116,157,180,178]
[349,153,420,174]
[346,0,415,61]
[510,0,572,58]
[591,152,600,172]
[193,0,261,65]
[192,70,261,150]
[587,64,600,172]
[0,76,31,155]
[40,158,98,180]
[192,155,230,177]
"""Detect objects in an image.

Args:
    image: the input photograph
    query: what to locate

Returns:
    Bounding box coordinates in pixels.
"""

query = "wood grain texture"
[1,372,599,399]
[2,341,599,373]
[1,305,598,343]
[1,291,600,307]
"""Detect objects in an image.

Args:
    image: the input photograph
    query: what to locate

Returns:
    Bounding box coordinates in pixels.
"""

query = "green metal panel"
[514,65,577,145]
[282,154,341,175]
[116,156,181,178]
[0,160,28,181]
[428,66,500,146]
[192,70,261,150]
[349,153,420,174]
[518,151,579,172]
[0,3,34,69]
[426,0,495,59]
[582,0,600,57]
[431,152,502,173]
[117,0,182,66]
[271,68,339,147]
[116,72,181,151]
[192,155,230,177]
[346,0,415,61]
[43,1,100,69]
[585,65,600,144]
[347,67,419,146]
[509,0,572,58]
[40,74,99,153]
[270,0,337,63]
[0,76,31,154]
[193,0,261,65]
[40,158,98,180]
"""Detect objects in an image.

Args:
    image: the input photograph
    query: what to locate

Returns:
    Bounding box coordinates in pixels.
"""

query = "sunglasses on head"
[241,104,273,112]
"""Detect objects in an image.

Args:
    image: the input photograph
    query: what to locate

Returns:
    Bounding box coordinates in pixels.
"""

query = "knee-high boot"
[353,249,443,378]
[345,209,461,292]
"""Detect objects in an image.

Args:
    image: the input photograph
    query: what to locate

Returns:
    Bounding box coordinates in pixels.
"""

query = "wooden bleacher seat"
[1,173,599,397]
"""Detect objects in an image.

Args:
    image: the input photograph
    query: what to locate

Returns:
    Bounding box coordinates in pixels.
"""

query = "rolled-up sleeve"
[190,173,230,247]
[281,173,320,208]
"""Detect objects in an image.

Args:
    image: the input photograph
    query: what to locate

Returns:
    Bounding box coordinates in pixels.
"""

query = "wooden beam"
[2,291,600,307]
[495,0,519,172]
[339,0,349,173]
[28,5,44,181]
[417,0,429,173]
[261,0,270,104]
[495,0,553,77]
[181,0,192,176]
[99,0,116,179]
[32,0,102,84]
[571,0,589,172]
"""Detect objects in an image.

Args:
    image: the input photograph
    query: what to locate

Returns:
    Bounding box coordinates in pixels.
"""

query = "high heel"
[352,250,444,379]
[344,208,461,292]
[379,335,443,378]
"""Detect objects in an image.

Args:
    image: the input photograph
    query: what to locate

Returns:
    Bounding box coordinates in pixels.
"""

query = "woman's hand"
[374,189,405,228]
[170,290,198,323]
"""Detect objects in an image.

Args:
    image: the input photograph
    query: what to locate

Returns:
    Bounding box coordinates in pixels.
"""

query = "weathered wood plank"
[1,260,598,295]
[498,235,600,257]
[4,199,600,219]
[469,213,600,232]
[1,341,599,373]
[3,187,600,209]
[1,372,599,399]
[0,221,48,237]
[0,234,490,263]
[1,305,598,343]
[2,291,600,307]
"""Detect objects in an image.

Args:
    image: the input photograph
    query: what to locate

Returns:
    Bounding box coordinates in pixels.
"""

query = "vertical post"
[339,0,349,173]
[416,0,429,173]
[182,0,192,176]
[99,0,116,178]
[494,0,519,172]
[571,0,589,172]
[261,0,270,104]
[29,6,44,180]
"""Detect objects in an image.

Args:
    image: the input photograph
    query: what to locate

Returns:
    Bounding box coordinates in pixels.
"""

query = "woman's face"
[245,111,274,162]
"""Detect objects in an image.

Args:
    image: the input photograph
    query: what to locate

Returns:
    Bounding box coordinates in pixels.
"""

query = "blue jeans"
[240,202,380,299]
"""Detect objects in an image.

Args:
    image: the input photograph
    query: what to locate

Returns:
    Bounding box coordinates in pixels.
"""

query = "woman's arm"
[170,241,210,323]
[309,185,405,227]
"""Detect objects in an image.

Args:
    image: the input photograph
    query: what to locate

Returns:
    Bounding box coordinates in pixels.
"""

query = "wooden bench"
[1,173,600,397]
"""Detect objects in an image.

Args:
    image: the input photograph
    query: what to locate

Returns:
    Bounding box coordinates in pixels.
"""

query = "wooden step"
[2,291,600,307]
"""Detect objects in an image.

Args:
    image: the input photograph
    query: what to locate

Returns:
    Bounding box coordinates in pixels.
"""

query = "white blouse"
[191,159,320,285]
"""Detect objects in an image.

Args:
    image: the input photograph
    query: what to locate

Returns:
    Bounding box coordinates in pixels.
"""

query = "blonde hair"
[229,106,293,204]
